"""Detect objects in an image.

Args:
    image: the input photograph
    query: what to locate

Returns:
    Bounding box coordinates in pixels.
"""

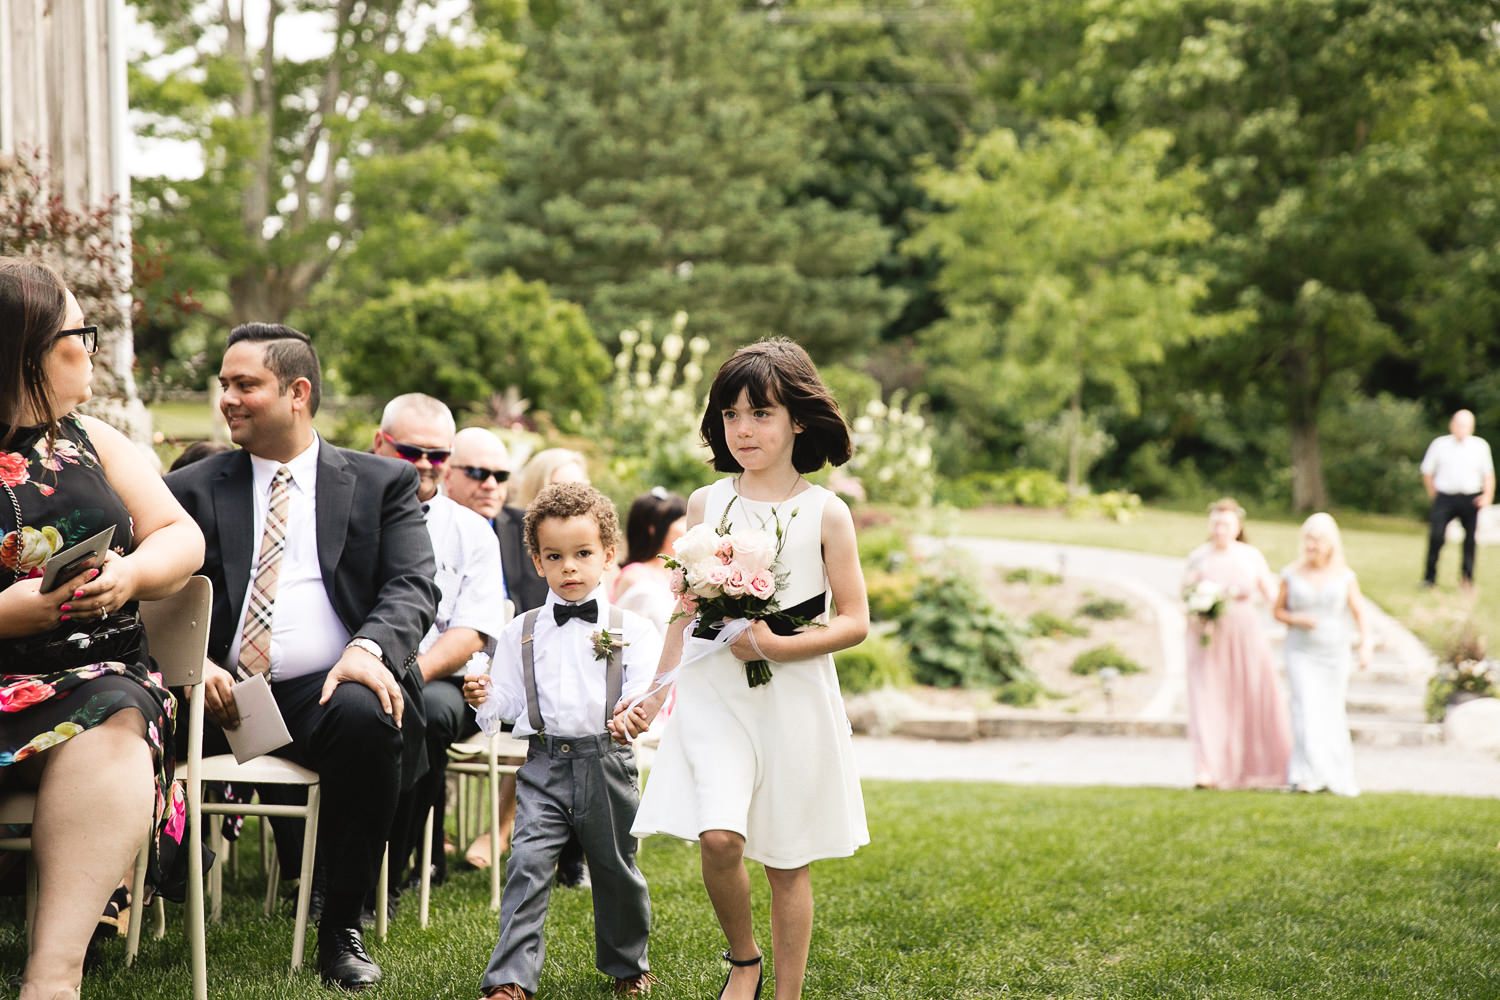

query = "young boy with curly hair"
[464,482,663,999]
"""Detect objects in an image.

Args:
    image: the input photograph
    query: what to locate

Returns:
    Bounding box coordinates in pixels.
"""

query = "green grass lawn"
[9,783,1499,999]
[954,507,1495,655]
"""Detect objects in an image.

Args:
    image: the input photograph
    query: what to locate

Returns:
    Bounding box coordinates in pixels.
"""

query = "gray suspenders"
[520,605,625,735]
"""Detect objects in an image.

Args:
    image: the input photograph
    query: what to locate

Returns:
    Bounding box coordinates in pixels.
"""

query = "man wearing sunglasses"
[373,396,508,905]
[444,428,550,615]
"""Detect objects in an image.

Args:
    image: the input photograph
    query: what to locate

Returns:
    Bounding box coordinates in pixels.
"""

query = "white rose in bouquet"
[673,522,720,567]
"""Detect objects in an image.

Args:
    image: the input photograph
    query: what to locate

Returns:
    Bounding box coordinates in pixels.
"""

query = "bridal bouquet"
[1183,579,1228,646]
[661,500,800,687]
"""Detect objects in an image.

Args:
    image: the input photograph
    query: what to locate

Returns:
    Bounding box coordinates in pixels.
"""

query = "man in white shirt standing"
[1421,408,1495,589]
[373,395,507,902]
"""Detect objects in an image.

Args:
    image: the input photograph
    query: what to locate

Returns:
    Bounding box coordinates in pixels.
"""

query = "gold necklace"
[736,472,803,503]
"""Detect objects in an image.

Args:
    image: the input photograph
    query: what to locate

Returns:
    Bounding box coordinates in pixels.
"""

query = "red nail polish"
[60,604,71,612]
[73,590,84,598]
[60,615,70,621]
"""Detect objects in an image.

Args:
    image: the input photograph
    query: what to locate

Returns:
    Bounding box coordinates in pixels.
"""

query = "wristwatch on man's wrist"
[345,637,384,664]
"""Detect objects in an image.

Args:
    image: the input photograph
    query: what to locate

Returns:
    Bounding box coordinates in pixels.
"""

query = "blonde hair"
[1292,512,1346,572]
[511,447,587,507]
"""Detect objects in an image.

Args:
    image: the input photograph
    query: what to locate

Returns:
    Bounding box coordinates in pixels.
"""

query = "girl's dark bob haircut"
[701,338,853,474]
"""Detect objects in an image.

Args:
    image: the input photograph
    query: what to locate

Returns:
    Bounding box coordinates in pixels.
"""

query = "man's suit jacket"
[165,443,440,784]
[494,505,550,614]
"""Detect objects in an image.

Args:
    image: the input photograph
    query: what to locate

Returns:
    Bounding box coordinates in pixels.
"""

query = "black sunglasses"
[57,326,99,355]
[378,430,450,465]
[457,465,510,484]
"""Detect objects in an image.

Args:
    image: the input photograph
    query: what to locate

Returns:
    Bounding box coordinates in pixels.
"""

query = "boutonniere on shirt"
[591,628,628,662]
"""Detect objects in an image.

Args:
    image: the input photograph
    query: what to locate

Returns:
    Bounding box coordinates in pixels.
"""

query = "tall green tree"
[971,0,1500,509]
[468,0,901,359]
[129,0,518,330]
[908,120,1236,490]
[781,0,993,353]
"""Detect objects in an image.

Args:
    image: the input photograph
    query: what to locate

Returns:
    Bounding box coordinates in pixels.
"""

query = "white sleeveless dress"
[630,479,870,868]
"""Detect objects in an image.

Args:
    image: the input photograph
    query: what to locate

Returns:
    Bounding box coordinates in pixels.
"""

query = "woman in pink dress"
[1182,498,1292,789]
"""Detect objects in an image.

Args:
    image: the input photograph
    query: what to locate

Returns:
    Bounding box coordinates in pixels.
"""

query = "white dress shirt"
[226,436,349,680]
[479,585,663,738]
[1421,434,1494,495]
[420,494,507,661]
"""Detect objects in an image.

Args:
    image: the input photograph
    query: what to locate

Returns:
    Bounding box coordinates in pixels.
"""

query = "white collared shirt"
[480,585,662,738]
[1422,434,1494,495]
[420,494,507,662]
[225,436,349,681]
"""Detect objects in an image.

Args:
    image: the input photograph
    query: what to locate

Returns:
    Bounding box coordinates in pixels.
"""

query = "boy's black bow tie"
[553,600,598,625]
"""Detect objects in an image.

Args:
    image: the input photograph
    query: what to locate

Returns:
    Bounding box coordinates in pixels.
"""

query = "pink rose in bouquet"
[660,498,817,687]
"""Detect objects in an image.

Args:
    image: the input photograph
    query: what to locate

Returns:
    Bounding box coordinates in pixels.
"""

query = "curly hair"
[524,481,621,558]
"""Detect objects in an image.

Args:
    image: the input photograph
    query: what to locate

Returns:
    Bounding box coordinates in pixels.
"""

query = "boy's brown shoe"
[479,985,532,1000]
[614,971,659,995]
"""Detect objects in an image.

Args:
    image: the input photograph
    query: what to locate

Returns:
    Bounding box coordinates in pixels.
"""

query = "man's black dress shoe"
[318,925,382,990]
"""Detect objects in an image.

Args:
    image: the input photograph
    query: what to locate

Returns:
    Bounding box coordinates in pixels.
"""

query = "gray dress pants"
[479,733,651,993]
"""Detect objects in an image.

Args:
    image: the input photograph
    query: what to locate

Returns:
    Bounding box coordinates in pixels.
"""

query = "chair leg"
[209,815,224,925]
[291,785,320,974]
[153,895,165,939]
[263,832,279,917]
[489,755,501,911]
[419,806,433,929]
[125,836,150,964]
[188,804,208,1000]
[375,846,389,942]
[454,770,468,849]
[260,814,271,877]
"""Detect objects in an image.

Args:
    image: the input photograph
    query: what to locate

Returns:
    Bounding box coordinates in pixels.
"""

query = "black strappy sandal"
[717,949,763,1000]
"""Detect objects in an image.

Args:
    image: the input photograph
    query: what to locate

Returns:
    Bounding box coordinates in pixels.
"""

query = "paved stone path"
[867,536,1500,798]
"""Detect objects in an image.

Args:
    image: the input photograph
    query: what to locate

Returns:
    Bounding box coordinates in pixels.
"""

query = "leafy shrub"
[1424,621,1496,721]
[1067,489,1143,523]
[897,566,1031,689]
[858,524,912,574]
[1027,610,1089,639]
[834,633,913,694]
[1424,662,1497,721]
[1070,643,1143,676]
[334,274,609,427]
[996,677,1047,707]
[1003,566,1062,586]
[865,569,919,623]
[845,391,937,507]
[1078,596,1130,620]
[935,467,1070,510]
[595,316,715,499]
[996,468,1071,508]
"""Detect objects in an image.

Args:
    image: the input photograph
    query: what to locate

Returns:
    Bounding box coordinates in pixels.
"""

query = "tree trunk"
[1066,388,1083,495]
[1284,350,1327,512]
[1289,417,1327,512]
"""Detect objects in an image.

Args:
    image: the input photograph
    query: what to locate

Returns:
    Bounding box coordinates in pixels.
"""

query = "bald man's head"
[444,427,512,518]
[1452,409,1476,441]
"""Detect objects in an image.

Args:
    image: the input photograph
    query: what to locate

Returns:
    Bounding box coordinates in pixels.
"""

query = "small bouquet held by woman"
[1184,579,1229,646]
[661,500,806,686]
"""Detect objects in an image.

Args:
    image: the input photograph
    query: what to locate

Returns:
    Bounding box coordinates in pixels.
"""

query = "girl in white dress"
[1273,512,1371,796]
[612,339,870,1000]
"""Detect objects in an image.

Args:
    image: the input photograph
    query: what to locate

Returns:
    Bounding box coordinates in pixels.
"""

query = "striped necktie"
[238,466,292,678]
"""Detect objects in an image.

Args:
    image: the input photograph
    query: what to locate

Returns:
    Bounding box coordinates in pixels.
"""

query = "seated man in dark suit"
[166,324,438,990]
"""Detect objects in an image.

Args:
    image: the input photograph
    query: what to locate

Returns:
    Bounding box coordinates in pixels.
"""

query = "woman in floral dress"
[0,258,203,1000]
